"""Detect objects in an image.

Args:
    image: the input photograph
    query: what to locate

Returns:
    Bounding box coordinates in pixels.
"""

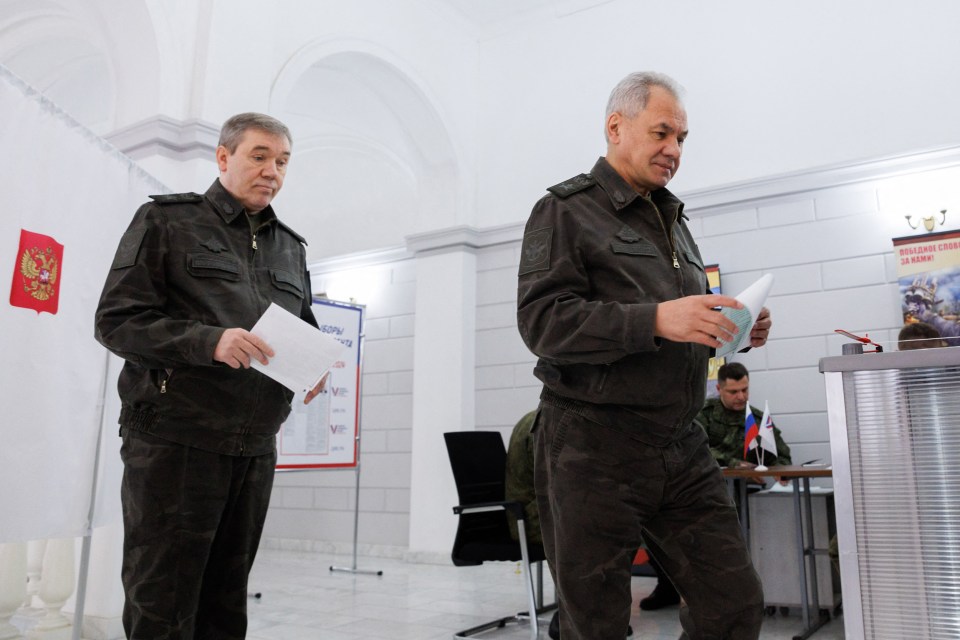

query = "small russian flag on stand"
[743,406,759,459]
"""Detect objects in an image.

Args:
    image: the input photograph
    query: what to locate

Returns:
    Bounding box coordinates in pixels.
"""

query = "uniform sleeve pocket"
[187,254,242,281]
[269,268,305,298]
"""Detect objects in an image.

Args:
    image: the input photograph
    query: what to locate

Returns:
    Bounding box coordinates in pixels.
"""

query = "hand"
[304,372,330,405]
[735,460,757,470]
[749,307,772,348]
[213,328,274,369]
[654,294,742,348]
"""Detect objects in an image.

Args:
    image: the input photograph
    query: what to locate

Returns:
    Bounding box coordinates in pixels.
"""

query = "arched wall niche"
[270,40,462,261]
[0,0,164,134]
[0,0,114,132]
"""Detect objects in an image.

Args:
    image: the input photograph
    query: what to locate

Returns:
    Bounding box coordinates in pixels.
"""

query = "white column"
[0,541,27,639]
[407,245,477,555]
[32,538,74,635]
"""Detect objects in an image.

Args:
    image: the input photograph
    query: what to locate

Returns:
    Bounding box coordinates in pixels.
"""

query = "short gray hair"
[605,71,684,121]
[218,112,292,153]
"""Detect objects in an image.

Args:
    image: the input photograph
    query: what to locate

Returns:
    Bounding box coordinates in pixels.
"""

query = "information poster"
[894,229,960,341]
[705,264,724,391]
[276,298,363,469]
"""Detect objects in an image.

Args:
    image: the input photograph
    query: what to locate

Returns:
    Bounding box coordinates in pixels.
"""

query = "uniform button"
[614,191,625,204]
[223,203,234,214]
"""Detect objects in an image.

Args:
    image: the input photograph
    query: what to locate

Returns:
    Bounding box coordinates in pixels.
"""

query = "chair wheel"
[779,606,790,617]
[765,606,777,616]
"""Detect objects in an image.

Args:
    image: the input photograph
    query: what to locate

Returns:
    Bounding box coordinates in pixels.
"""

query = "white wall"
[475,0,960,228]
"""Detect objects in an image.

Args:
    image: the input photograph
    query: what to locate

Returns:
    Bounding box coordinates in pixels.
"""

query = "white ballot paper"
[249,302,347,393]
[715,273,774,358]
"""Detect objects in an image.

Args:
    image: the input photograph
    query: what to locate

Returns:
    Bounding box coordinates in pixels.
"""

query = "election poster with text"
[894,229,960,342]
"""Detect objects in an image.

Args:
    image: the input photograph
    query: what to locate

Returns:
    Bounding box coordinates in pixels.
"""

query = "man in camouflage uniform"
[505,410,542,545]
[95,113,324,639]
[699,362,792,470]
[517,72,771,639]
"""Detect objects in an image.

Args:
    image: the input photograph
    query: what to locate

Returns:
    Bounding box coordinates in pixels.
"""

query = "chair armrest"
[453,500,525,519]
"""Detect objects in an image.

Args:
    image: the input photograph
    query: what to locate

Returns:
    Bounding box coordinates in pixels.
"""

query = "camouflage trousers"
[534,399,764,640]
[119,429,276,640]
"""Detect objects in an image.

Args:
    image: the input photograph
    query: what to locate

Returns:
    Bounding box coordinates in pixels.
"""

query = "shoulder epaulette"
[277,220,308,246]
[149,192,204,205]
[547,173,596,198]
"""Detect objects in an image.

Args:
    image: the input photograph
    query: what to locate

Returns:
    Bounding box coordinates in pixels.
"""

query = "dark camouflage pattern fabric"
[95,179,317,456]
[697,399,792,468]
[518,158,763,639]
[98,178,314,638]
[504,410,541,544]
[517,157,712,428]
[534,402,764,640]
[120,429,276,639]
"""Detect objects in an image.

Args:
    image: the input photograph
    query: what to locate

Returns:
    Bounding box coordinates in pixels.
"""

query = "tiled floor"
[247,548,845,639]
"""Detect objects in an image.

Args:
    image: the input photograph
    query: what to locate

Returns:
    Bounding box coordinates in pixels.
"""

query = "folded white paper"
[249,302,347,393]
[715,273,774,358]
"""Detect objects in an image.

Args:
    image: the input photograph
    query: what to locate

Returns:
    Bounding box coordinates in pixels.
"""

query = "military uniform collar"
[205,179,277,225]
[591,156,686,221]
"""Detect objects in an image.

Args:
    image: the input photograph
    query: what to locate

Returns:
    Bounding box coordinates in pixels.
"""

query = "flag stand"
[326,319,381,577]
[71,351,111,640]
[329,455,383,577]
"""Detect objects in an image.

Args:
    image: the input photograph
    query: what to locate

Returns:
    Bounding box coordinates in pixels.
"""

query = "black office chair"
[443,431,556,639]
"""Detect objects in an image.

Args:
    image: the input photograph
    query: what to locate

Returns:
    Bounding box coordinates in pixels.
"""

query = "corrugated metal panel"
[844,366,960,639]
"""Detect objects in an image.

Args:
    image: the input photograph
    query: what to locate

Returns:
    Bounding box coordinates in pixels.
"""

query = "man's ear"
[606,112,622,143]
[215,145,229,172]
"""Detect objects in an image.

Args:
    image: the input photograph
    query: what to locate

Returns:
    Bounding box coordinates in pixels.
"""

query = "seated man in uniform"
[699,362,791,470]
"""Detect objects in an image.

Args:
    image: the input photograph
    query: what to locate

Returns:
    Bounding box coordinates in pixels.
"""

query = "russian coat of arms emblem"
[9,229,64,314]
[19,245,59,301]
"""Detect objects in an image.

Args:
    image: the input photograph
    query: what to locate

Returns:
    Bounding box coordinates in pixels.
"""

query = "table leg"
[791,478,830,640]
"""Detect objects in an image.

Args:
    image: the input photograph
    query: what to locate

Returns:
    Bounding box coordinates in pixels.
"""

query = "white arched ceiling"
[0,0,114,132]
[271,43,460,261]
[0,0,162,134]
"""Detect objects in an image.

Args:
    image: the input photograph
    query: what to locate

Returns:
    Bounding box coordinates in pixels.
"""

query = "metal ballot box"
[821,346,960,640]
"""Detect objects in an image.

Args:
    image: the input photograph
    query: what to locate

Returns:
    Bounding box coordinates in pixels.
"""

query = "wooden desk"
[723,466,833,640]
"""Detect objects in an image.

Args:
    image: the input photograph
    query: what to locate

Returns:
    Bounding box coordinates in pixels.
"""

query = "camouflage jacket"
[696,398,792,468]
[504,410,541,544]
[517,157,710,434]
[95,179,317,456]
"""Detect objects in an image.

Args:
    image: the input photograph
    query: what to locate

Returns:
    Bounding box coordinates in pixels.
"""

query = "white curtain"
[0,64,166,542]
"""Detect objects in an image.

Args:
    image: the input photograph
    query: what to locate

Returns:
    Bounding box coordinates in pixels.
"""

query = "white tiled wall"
[263,258,418,553]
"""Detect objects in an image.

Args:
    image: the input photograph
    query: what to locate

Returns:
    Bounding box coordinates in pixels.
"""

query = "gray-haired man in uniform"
[517,72,771,639]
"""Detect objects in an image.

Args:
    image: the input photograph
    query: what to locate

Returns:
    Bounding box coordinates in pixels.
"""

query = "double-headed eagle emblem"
[19,245,59,301]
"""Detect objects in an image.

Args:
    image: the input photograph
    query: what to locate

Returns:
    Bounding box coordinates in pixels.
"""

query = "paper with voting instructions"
[715,273,774,358]
[249,302,347,393]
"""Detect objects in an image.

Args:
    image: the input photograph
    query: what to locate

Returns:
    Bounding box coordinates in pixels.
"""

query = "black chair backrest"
[444,431,527,565]
[444,431,508,506]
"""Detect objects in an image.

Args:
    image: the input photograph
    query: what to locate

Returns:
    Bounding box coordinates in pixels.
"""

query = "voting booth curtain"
[0,64,166,543]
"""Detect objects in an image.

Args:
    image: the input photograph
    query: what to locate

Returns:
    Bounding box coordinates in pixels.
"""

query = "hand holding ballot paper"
[715,274,774,357]
[654,273,773,352]
[247,303,348,404]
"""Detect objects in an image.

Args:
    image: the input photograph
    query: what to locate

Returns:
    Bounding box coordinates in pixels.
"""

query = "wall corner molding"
[405,222,523,256]
[680,144,960,215]
[105,116,220,161]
